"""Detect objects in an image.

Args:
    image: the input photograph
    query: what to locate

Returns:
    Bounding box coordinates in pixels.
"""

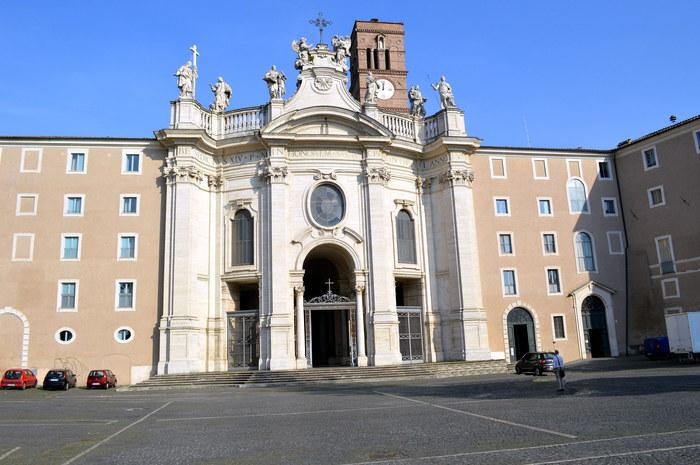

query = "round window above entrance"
[309,183,345,228]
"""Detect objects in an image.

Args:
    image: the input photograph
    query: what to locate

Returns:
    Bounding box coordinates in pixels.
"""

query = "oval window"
[115,327,134,343]
[55,328,75,344]
[309,184,345,227]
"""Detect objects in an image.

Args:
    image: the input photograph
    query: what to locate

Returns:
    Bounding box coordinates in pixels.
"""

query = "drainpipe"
[612,152,630,356]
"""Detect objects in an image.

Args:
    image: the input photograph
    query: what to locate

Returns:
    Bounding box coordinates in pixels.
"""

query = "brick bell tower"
[350,19,409,113]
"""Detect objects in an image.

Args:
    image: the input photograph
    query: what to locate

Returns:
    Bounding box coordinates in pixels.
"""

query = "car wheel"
[515,366,521,375]
[63,382,69,391]
[533,367,542,376]
[21,383,26,390]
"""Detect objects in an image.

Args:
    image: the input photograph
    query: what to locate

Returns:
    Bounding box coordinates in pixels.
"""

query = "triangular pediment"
[262,106,392,138]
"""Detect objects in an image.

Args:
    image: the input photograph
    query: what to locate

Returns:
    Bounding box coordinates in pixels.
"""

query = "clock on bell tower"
[350,19,409,113]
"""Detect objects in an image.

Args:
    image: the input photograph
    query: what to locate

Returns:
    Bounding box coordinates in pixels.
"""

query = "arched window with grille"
[396,209,417,264]
[232,210,253,266]
[567,178,589,213]
[575,232,596,272]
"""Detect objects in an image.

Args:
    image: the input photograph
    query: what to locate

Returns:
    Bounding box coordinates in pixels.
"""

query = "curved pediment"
[262,106,393,138]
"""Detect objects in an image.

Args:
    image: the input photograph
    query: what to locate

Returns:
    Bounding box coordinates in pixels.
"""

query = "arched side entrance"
[582,295,610,358]
[0,307,30,368]
[506,307,537,362]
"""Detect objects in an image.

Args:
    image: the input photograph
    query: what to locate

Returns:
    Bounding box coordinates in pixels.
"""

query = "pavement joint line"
[375,391,577,439]
[340,427,700,465]
[156,403,423,422]
[0,447,20,462]
[523,443,700,465]
[0,419,118,425]
[60,401,173,465]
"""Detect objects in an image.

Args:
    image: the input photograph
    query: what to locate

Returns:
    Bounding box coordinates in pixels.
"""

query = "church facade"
[2,20,698,384]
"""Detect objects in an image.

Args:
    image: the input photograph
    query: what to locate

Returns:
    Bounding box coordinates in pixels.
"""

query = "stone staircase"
[130,360,509,390]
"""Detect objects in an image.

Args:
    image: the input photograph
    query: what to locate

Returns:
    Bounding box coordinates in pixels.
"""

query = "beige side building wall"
[0,140,166,384]
[472,148,627,363]
[615,120,700,344]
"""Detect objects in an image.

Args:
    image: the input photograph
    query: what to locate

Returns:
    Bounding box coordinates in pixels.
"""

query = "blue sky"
[2,1,697,149]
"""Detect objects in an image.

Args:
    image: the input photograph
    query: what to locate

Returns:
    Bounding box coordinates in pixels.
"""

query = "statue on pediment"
[332,35,352,72]
[209,77,232,112]
[291,37,312,70]
[431,75,456,109]
[409,85,427,117]
[175,61,196,98]
[263,65,287,99]
[365,72,378,104]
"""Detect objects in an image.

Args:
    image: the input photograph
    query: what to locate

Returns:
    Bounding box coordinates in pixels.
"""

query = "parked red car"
[1,369,38,390]
[86,370,117,389]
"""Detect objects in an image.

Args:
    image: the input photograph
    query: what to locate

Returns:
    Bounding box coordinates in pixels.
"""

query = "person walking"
[552,350,566,392]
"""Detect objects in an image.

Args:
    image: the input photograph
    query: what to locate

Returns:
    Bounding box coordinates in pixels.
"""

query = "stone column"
[355,285,368,367]
[295,285,306,368]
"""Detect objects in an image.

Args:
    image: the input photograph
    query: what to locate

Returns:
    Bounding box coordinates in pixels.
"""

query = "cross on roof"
[309,12,332,44]
[325,278,334,294]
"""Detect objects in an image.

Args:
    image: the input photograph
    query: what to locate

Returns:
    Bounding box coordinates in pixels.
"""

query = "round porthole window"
[114,327,134,344]
[309,183,345,228]
[55,328,75,345]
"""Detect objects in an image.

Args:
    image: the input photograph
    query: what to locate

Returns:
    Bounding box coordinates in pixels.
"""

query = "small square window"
[16,194,38,216]
[498,234,513,255]
[117,281,135,309]
[65,196,84,215]
[58,281,78,310]
[121,196,139,215]
[643,147,658,170]
[68,152,86,173]
[598,161,611,179]
[62,235,80,260]
[490,157,506,178]
[532,159,548,179]
[648,187,665,208]
[119,235,136,259]
[543,234,557,255]
[602,198,617,216]
[12,234,34,262]
[547,268,561,294]
[495,198,509,216]
[123,153,141,173]
[553,315,566,339]
[502,270,517,296]
[538,199,552,216]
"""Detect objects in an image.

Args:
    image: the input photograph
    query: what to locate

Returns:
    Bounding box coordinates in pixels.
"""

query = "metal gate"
[398,308,423,362]
[227,313,259,369]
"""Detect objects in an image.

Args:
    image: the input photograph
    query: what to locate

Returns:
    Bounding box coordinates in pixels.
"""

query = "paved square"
[1,359,699,464]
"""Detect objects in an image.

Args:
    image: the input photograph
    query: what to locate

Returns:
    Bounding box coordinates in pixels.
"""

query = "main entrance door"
[227,313,259,369]
[582,295,610,358]
[507,307,536,362]
[311,309,350,366]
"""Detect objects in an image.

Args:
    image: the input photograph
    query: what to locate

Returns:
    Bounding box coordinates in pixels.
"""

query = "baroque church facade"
[2,19,698,384]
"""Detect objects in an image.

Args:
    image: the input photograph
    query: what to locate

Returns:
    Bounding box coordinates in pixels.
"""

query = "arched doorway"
[507,307,536,362]
[582,295,610,357]
[302,245,357,367]
[0,307,30,369]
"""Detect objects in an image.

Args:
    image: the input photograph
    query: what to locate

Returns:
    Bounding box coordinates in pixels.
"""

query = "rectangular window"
[490,157,507,178]
[547,268,561,294]
[543,233,557,255]
[598,161,611,179]
[498,233,513,255]
[538,198,552,216]
[121,195,139,215]
[64,195,84,216]
[643,147,658,170]
[117,281,135,309]
[567,159,582,178]
[62,235,80,260]
[123,152,141,174]
[647,186,665,208]
[602,198,618,216]
[532,158,548,179]
[553,315,566,339]
[494,198,509,216]
[68,152,86,173]
[502,269,517,296]
[607,231,624,255]
[12,233,34,262]
[58,281,78,310]
[20,148,42,173]
[16,194,38,216]
[119,235,137,259]
[656,236,675,274]
[661,278,680,299]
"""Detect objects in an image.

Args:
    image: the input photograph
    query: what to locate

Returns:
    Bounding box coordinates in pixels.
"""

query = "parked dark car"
[43,369,77,390]
[515,352,555,376]
[1,369,38,390]
[86,370,117,389]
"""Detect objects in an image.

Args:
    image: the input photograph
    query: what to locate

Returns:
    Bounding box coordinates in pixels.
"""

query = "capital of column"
[294,285,305,296]
[354,284,365,294]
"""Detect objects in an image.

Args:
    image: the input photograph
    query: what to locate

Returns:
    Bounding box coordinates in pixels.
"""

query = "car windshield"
[89,371,104,377]
[47,371,65,378]
[4,371,21,379]
[543,353,555,359]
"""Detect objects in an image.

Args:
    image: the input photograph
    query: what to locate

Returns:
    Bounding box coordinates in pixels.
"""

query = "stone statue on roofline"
[291,37,312,70]
[431,75,456,109]
[331,35,352,72]
[365,72,378,104]
[209,77,232,113]
[175,61,196,98]
[408,85,427,117]
[263,65,287,99]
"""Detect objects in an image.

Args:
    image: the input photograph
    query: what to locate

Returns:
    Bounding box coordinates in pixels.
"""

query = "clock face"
[376,79,395,100]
